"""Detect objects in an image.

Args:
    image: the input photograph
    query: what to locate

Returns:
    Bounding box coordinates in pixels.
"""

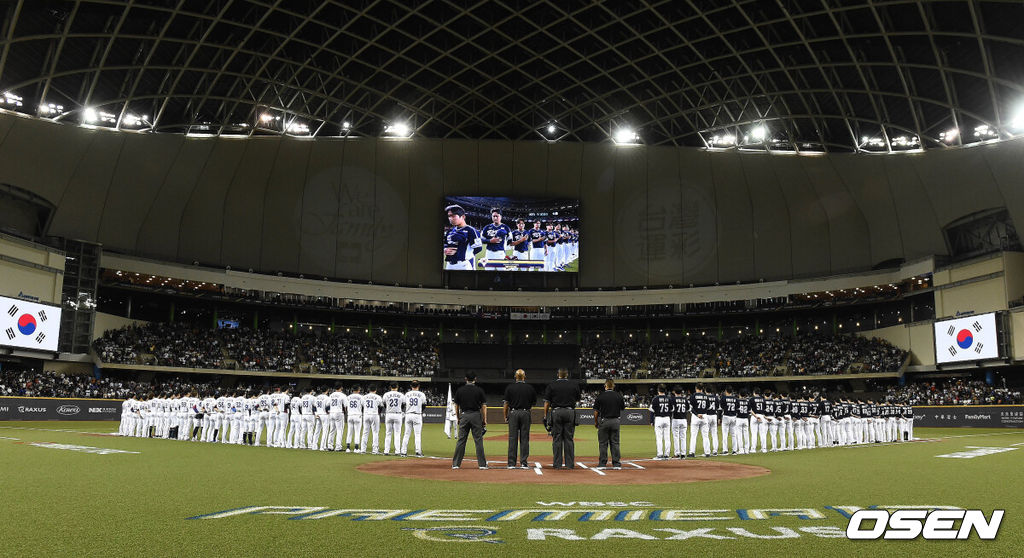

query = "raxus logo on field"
[846,509,1004,540]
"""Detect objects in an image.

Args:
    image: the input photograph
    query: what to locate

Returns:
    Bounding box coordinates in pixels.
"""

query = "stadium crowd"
[93,323,439,376]
[881,379,1023,406]
[0,368,449,404]
[581,335,906,379]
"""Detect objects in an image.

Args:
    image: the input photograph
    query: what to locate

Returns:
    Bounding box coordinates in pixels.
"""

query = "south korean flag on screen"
[1,294,61,352]
[933,312,998,364]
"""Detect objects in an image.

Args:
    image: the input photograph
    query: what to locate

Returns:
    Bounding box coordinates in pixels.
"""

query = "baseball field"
[1,420,1021,556]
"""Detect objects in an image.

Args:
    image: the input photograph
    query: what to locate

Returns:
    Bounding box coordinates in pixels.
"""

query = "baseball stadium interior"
[1,1,1023,554]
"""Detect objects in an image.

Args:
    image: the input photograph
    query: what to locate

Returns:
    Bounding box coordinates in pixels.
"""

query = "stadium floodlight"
[83,107,99,123]
[38,102,65,116]
[259,112,279,124]
[286,120,309,134]
[1,91,23,107]
[385,122,412,137]
[341,121,351,130]
[939,128,958,143]
[121,113,147,127]
[613,127,638,144]
[750,125,767,141]
[1009,105,1024,132]
[547,123,557,135]
[973,124,997,139]
[708,134,736,147]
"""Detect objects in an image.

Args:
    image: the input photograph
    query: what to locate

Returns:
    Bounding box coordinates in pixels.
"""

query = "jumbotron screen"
[442,196,579,272]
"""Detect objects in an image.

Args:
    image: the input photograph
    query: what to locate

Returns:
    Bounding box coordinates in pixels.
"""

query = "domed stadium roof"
[1,0,1023,151]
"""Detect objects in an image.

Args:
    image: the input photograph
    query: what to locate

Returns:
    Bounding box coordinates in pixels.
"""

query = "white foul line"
[577,463,605,476]
[627,461,645,470]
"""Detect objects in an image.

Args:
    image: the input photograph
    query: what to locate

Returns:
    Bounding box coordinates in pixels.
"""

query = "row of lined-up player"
[117,381,431,457]
[648,384,916,459]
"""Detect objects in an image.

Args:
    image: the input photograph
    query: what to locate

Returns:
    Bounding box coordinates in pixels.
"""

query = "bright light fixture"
[750,125,766,141]
[1009,105,1024,132]
[939,128,958,143]
[386,122,411,137]
[547,123,557,134]
[613,128,638,144]
[341,121,351,129]
[709,134,736,146]
[286,121,309,134]
[83,107,98,123]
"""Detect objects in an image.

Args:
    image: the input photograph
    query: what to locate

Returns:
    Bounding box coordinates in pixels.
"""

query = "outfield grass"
[1,421,1020,557]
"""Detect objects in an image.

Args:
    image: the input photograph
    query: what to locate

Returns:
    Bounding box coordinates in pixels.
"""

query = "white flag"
[2,294,61,352]
[443,383,455,438]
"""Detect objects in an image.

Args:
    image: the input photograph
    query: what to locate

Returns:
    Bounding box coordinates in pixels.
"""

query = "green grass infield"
[1,421,1020,556]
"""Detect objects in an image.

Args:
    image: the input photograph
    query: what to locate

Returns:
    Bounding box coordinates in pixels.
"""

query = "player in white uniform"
[400,381,426,457]
[360,385,383,454]
[255,392,271,446]
[271,389,289,448]
[119,397,133,436]
[345,386,364,452]
[312,389,329,450]
[381,382,405,455]
[324,388,347,451]
[242,395,257,444]
[287,393,303,448]
[299,390,315,449]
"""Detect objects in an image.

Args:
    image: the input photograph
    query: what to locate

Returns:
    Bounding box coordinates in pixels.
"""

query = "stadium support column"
[293,314,298,335]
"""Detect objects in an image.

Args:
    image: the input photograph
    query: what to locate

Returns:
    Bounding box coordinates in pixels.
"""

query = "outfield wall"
[913,405,1024,428]
[0,397,121,420]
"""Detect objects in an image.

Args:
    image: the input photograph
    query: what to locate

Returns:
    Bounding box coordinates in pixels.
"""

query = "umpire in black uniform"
[593,379,625,469]
[543,368,581,469]
[452,372,488,469]
[503,368,537,469]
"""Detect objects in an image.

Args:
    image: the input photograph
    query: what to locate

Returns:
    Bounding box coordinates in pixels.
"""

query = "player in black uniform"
[736,392,751,455]
[689,384,712,457]
[649,384,673,459]
[509,219,531,265]
[749,389,767,453]
[670,386,688,459]
[480,207,511,268]
[444,205,483,270]
[721,388,739,455]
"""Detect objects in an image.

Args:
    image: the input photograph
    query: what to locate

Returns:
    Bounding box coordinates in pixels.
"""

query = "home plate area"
[358,456,770,485]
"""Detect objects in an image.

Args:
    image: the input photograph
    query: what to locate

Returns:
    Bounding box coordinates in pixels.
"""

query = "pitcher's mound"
[357,456,769,485]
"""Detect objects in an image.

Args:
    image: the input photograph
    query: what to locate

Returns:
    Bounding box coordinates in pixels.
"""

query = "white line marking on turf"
[534,462,543,476]
[626,461,645,470]
[0,436,19,440]
[578,463,605,476]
